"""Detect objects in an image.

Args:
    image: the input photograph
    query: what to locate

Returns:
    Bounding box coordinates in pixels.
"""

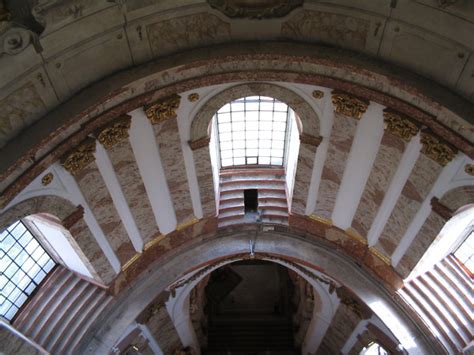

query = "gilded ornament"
[309,214,332,227]
[61,139,96,176]
[312,90,324,99]
[187,93,199,102]
[144,94,181,124]
[465,164,474,176]
[369,247,391,265]
[331,91,369,120]
[420,132,457,166]
[97,116,131,149]
[383,110,419,142]
[345,227,367,245]
[41,172,54,186]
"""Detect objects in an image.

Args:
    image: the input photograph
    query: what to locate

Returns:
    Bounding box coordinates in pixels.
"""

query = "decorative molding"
[176,217,199,232]
[345,227,367,245]
[383,110,419,142]
[336,286,372,319]
[369,247,391,265]
[61,138,97,176]
[97,116,131,149]
[312,90,324,99]
[144,233,167,251]
[187,93,199,102]
[207,0,303,19]
[299,133,322,147]
[430,197,453,220]
[144,94,181,124]
[121,253,142,272]
[331,91,369,120]
[465,164,474,176]
[189,137,211,150]
[309,214,333,227]
[41,172,54,186]
[420,131,457,166]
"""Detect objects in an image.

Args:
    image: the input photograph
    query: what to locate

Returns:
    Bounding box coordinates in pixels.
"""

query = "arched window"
[0,220,56,320]
[213,96,295,167]
[453,230,473,274]
[360,341,389,355]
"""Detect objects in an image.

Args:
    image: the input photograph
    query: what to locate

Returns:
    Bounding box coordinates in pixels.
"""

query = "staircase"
[218,168,289,228]
[12,265,112,354]
[206,319,296,354]
[399,255,473,354]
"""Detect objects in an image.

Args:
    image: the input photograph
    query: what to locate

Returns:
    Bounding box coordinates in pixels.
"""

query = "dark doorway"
[244,189,258,213]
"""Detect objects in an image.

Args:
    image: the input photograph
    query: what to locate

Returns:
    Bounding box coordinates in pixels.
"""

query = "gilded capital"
[144,94,181,124]
[61,139,97,176]
[97,116,131,149]
[420,132,457,166]
[331,91,369,120]
[383,110,419,142]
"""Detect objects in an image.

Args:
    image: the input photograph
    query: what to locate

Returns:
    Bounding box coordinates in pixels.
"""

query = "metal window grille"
[0,221,56,321]
[215,96,291,168]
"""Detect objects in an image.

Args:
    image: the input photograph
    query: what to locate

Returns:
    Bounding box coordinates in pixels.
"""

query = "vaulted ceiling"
[0,1,473,354]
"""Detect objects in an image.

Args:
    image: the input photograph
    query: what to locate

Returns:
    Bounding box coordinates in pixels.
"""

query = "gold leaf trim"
[345,227,367,245]
[420,132,457,166]
[464,164,474,176]
[121,252,141,272]
[309,214,333,227]
[41,172,54,186]
[144,233,167,251]
[61,139,97,176]
[312,90,324,99]
[187,93,199,102]
[383,110,419,142]
[176,217,199,232]
[369,247,391,265]
[331,91,369,120]
[144,94,181,124]
[97,116,131,149]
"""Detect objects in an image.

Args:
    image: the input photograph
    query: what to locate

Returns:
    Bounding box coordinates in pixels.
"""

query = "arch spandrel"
[189,82,321,143]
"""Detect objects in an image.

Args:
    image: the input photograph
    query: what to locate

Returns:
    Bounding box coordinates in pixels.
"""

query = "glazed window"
[214,96,292,167]
[453,231,473,273]
[360,341,389,355]
[0,220,56,320]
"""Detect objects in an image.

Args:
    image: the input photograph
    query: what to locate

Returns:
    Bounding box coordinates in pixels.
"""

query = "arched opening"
[208,95,301,227]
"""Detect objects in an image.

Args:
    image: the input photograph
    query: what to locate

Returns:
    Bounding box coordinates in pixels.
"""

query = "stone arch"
[166,254,338,353]
[189,82,320,143]
[79,231,437,354]
[396,185,474,278]
[0,195,76,231]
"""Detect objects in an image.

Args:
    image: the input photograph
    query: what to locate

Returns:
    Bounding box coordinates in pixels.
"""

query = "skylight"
[214,96,292,167]
[0,221,56,321]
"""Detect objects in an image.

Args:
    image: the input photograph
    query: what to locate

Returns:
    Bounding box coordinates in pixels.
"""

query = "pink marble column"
[315,112,358,220]
[62,206,116,284]
[291,135,320,215]
[190,138,216,217]
[145,96,195,225]
[97,117,159,243]
[61,139,135,266]
[352,131,407,238]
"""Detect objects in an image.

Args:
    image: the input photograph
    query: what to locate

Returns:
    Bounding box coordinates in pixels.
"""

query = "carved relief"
[147,13,231,57]
[465,164,474,176]
[187,93,200,102]
[0,82,46,148]
[0,1,35,56]
[312,90,324,99]
[282,11,370,50]
[331,91,369,120]
[383,110,419,142]
[97,116,131,149]
[208,0,303,19]
[420,131,457,166]
[144,95,181,125]
[336,287,372,319]
[61,138,97,176]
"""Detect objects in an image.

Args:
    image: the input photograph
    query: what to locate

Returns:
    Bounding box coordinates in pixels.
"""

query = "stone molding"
[62,205,85,229]
[383,109,420,142]
[144,95,181,125]
[188,137,210,151]
[336,286,372,319]
[420,131,457,166]
[61,138,97,176]
[299,133,322,147]
[96,115,131,149]
[331,91,369,120]
[430,197,453,220]
[208,0,303,19]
